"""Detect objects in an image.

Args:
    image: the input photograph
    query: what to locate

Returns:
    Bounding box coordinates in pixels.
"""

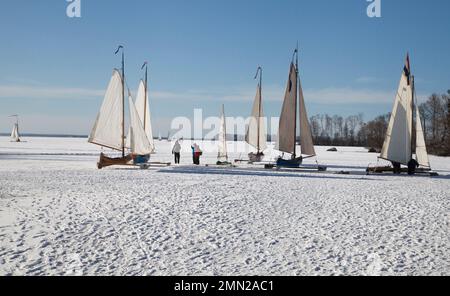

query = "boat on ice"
[88,46,154,169]
[245,66,267,163]
[125,61,156,159]
[216,104,232,166]
[9,115,21,142]
[271,47,325,171]
[367,54,436,175]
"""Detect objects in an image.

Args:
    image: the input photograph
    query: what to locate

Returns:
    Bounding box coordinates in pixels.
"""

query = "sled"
[265,163,327,172]
[366,165,438,176]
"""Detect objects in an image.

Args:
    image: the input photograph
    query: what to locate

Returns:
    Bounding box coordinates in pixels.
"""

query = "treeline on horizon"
[308,90,450,157]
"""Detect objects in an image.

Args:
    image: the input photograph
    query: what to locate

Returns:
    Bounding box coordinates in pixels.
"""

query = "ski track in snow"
[0,137,449,275]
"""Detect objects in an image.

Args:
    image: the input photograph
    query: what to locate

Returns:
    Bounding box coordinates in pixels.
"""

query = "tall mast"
[254,66,262,154]
[292,45,299,159]
[122,49,125,157]
[115,45,125,157]
[411,74,416,159]
[222,104,227,161]
[142,62,148,131]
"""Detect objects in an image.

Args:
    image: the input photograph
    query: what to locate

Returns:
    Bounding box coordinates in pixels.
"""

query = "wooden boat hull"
[248,152,264,163]
[276,157,303,168]
[97,153,133,169]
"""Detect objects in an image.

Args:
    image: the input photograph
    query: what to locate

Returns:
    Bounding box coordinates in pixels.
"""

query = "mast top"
[115,45,124,54]
[254,66,262,87]
[254,66,262,79]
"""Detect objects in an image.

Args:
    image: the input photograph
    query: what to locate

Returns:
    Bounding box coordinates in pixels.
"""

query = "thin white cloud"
[0,83,426,106]
[0,85,104,99]
[152,86,398,105]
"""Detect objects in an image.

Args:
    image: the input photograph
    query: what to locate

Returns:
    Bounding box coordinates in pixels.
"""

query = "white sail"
[245,84,267,152]
[128,95,153,155]
[298,78,315,157]
[88,70,124,151]
[380,56,413,165]
[218,104,228,160]
[10,123,20,142]
[415,105,430,168]
[277,63,297,154]
[126,80,154,151]
[125,127,131,149]
[135,80,154,152]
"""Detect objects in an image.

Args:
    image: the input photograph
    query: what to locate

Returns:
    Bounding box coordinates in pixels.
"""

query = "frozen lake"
[0,136,449,275]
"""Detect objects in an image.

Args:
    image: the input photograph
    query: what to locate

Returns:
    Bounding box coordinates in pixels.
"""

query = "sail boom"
[88,140,123,152]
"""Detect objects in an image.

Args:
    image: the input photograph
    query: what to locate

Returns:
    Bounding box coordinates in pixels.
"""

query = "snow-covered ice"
[0,136,449,275]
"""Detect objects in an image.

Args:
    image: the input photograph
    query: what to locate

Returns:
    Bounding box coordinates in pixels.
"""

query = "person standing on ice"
[407,158,419,175]
[172,140,181,164]
[191,143,202,165]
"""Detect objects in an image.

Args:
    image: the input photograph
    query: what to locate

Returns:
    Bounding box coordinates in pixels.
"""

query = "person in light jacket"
[172,140,181,164]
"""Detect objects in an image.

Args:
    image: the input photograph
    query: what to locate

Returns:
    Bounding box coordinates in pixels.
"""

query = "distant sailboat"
[158,132,162,141]
[246,66,267,163]
[88,46,153,169]
[217,104,230,165]
[10,115,20,142]
[276,47,316,168]
[371,54,431,173]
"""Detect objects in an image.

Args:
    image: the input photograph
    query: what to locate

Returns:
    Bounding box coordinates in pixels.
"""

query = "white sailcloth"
[135,80,154,152]
[88,70,124,151]
[298,78,315,156]
[126,80,155,152]
[380,57,413,165]
[415,105,430,168]
[245,84,267,152]
[11,124,20,142]
[277,63,297,154]
[218,105,228,160]
[128,95,153,155]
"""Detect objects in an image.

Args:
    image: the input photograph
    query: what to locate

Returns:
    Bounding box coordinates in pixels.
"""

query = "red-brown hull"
[97,153,133,169]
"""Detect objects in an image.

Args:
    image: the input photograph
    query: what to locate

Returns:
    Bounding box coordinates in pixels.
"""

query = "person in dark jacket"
[392,161,401,174]
[407,158,419,175]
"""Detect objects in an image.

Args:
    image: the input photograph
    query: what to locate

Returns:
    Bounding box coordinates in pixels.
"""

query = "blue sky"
[0,0,449,135]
